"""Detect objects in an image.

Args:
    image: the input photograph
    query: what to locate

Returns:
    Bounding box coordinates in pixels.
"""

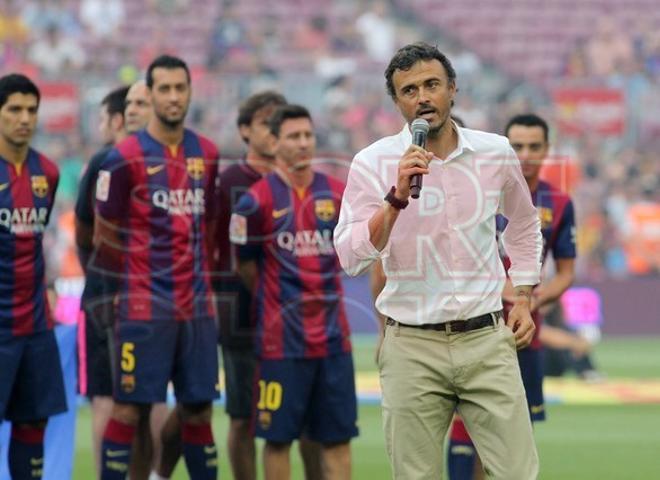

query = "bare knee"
[112,402,141,426]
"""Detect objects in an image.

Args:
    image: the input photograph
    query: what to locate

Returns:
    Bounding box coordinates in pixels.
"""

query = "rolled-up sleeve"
[334,153,391,276]
[500,147,542,287]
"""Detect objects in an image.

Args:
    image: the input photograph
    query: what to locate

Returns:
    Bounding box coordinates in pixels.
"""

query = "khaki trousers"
[378,319,539,480]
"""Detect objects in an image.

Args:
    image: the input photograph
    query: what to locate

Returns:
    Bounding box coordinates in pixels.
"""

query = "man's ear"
[111,113,124,134]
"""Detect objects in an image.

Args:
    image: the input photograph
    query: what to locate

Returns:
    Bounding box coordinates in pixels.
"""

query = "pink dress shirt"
[334,123,542,325]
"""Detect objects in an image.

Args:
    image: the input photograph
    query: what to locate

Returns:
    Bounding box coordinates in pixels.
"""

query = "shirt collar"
[398,119,476,159]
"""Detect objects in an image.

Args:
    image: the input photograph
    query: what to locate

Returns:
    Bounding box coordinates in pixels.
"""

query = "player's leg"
[517,347,546,423]
[263,441,293,480]
[379,323,456,479]
[456,323,538,480]
[149,402,171,472]
[153,406,182,479]
[254,358,315,480]
[101,320,176,480]
[4,330,67,480]
[129,404,154,480]
[306,352,358,480]
[446,415,481,480]
[8,420,48,479]
[178,402,217,480]
[84,304,116,477]
[173,317,220,479]
[298,436,322,480]
[222,346,257,480]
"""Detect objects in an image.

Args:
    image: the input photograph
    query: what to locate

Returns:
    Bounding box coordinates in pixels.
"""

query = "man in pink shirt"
[334,42,542,479]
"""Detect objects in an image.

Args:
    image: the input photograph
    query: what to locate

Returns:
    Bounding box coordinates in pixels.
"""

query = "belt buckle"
[444,321,456,335]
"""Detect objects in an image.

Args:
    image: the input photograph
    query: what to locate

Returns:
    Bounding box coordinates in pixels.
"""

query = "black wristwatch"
[384,186,409,210]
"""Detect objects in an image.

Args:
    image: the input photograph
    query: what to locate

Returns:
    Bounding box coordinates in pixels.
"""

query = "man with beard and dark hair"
[94,55,220,480]
[335,42,542,479]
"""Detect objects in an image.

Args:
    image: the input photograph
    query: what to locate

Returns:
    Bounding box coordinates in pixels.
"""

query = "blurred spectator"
[21,0,81,37]
[79,0,125,39]
[355,0,396,62]
[584,17,634,77]
[0,0,29,45]
[294,15,330,52]
[28,24,86,75]
[207,4,252,69]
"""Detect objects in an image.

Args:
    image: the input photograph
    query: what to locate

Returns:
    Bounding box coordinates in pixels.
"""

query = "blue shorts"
[0,329,67,423]
[252,353,358,444]
[517,346,545,422]
[222,346,256,419]
[114,318,220,404]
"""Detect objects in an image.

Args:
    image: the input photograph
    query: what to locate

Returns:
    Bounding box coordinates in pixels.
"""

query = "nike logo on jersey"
[106,449,130,458]
[146,164,165,175]
[272,207,290,219]
[0,183,8,191]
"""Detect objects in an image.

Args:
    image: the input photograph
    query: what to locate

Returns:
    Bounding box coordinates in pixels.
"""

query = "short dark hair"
[505,114,549,142]
[0,74,40,109]
[269,104,312,137]
[237,90,287,128]
[385,42,457,100]
[102,85,130,118]
[146,55,191,88]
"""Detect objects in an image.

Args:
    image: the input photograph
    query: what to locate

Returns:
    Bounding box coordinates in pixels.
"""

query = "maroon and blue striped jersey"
[0,150,59,336]
[95,129,218,322]
[230,171,352,360]
[498,180,576,348]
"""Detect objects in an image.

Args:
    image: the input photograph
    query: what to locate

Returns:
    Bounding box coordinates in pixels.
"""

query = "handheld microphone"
[410,118,429,199]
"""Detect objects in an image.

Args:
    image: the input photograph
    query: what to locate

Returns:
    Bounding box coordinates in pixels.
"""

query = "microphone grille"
[411,118,430,135]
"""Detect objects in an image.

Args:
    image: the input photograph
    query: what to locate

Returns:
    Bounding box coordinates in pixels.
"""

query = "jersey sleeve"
[95,148,131,221]
[204,145,220,222]
[75,150,106,225]
[552,198,577,259]
[229,189,264,261]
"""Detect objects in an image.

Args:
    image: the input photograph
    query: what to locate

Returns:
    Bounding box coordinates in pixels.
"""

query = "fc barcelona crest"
[186,157,205,180]
[537,207,553,229]
[31,175,49,198]
[314,199,335,222]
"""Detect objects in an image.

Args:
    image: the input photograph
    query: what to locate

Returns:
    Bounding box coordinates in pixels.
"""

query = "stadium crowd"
[1,0,657,280]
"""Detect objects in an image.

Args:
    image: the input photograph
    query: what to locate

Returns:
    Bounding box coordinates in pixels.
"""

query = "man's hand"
[506,299,536,349]
[395,145,432,201]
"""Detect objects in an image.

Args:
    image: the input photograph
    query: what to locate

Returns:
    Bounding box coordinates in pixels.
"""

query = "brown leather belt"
[386,311,502,334]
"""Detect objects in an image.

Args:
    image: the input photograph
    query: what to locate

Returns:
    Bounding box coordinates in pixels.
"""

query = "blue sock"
[100,418,136,480]
[447,437,477,480]
[9,424,45,479]
[182,423,217,480]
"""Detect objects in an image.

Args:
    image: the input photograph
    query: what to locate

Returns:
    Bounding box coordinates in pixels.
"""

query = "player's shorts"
[517,346,545,422]
[222,346,256,419]
[0,329,68,423]
[79,302,114,398]
[113,318,220,404]
[252,352,358,444]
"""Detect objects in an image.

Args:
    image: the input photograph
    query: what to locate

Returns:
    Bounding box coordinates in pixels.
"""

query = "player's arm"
[539,323,590,357]
[229,189,263,292]
[532,199,577,311]
[92,215,125,272]
[74,161,98,272]
[92,151,130,274]
[531,258,575,312]
[499,147,543,348]
[236,259,258,292]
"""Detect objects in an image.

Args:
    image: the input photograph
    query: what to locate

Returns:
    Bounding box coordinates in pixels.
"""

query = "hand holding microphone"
[409,118,430,199]
[393,119,432,204]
